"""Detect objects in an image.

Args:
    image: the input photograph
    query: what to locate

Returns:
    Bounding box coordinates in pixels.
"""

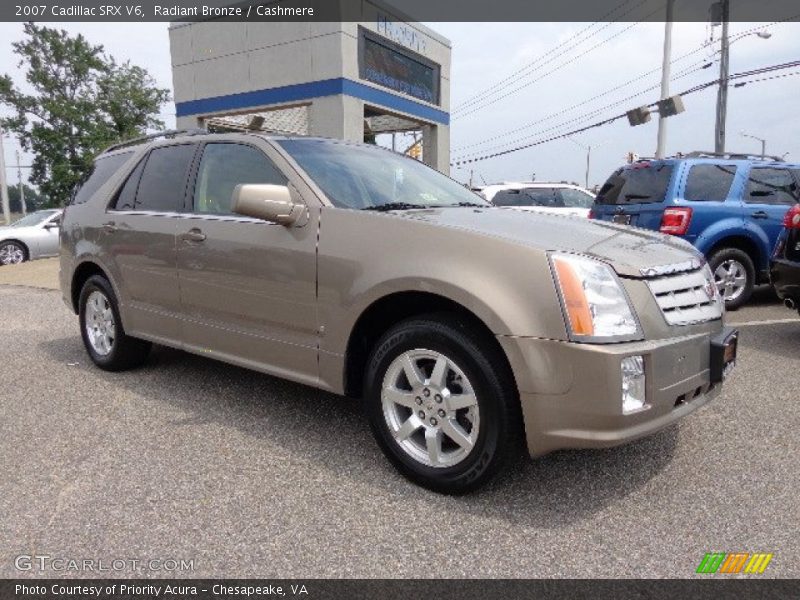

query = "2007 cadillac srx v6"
[60,131,738,493]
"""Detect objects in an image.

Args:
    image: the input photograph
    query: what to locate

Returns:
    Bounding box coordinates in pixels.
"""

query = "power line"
[450,60,800,167]
[451,60,712,161]
[452,1,672,120]
[450,19,796,157]
[451,0,642,114]
[452,54,711,155]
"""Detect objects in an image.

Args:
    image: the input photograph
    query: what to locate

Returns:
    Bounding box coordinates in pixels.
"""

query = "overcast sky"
[0,19,798,191]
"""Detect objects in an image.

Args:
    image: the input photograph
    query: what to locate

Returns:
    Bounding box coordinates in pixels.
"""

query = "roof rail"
[681,150,784,162]
[102,128,208,153]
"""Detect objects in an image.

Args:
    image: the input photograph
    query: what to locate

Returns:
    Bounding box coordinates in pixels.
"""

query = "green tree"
[8,182,47,213]
[0,23,170,206]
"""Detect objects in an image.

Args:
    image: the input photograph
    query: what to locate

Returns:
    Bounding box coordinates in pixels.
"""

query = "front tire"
[78,275,151,371]
[364,314,522,494]
[709,248,755,310]
[0,241,28,265]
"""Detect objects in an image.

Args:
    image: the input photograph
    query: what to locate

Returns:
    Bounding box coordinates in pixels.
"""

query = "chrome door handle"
[180,228,206,243]
[750,211,769,220]
[102,222,118,233]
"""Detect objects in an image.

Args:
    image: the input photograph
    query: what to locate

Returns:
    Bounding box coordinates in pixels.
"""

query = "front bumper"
[498,327,733,457]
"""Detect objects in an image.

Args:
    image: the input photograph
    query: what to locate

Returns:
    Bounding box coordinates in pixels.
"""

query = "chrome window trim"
[106,209,279,226]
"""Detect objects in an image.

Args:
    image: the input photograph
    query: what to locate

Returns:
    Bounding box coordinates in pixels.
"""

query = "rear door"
[104,143,198,343]
[593,162,675,230]
[176,140,320,385]
[679,162,739,244]
[743,166,800,254]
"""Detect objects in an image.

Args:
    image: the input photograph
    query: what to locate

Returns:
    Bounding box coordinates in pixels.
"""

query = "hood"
[398,207,701,278]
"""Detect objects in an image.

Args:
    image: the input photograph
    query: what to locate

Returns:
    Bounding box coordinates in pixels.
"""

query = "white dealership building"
[169,2,452,172]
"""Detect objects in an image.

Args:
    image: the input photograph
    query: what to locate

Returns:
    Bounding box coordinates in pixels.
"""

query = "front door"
[176,141,319,386]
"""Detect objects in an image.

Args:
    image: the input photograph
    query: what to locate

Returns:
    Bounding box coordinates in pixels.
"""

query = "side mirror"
[44,221,60,230]
[231,184,305,226]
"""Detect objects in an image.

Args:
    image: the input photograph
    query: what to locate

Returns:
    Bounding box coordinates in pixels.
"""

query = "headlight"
[550,253,640,340]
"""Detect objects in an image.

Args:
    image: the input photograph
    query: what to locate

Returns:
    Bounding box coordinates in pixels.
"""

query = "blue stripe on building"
[175,77,450,126]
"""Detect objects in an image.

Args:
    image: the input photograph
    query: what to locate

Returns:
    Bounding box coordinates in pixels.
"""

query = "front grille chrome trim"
[646,266,723,326]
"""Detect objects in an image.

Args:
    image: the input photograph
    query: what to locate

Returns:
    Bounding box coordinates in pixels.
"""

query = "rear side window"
[596,163,673,205]
[745,168,800,205]
[113,158,146,210]
[192,143,287,215]
[71,152,133,205]
[134,144,197,212]
[684,164,736,202]
[558,188,594,208]
[493,188,555,207]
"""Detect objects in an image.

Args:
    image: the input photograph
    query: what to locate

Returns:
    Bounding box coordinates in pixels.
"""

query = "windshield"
[278,140,489,210]
[10,211,58,228]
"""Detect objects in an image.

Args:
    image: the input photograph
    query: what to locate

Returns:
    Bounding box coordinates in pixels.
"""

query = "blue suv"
[591,153,800,309]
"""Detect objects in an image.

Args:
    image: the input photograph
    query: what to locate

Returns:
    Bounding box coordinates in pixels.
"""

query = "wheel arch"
[342,291,518,401]
[70,260,113,314]
[0,238,30,260]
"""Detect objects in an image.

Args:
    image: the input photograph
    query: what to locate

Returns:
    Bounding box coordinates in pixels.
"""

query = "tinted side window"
[492,190,525,206]
[193,143,287,214]
[71,152,133,205]
[559,188,594,208]
[684,164,736,202]
[522,188,558,207]
[113,157,146,210]
[745,168,799,205]
[135,144,197,212]
[596,164,673,205]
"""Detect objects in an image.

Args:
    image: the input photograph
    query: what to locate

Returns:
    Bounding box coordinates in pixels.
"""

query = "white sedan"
[478,182,595,218]
[0,209,62,265]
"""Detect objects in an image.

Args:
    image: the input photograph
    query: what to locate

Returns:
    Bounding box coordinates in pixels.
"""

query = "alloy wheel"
[714,259,747,302]
[84,290,116,356]
[381,349,480,468]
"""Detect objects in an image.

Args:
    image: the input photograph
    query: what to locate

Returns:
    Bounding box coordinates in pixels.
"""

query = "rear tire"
[363,313,522,494]
[0,241,28,265]
[78,275,151,371]
[709,247,755,310]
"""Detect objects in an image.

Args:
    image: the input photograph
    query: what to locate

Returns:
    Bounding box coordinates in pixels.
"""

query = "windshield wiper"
[448,201,486,207]
[362,202,427,211]
[624,193,651,200]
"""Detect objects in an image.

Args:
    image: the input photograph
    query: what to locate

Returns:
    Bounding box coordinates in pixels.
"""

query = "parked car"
[60,131,737,493]
[0,209,63,265]
[478,182,595,217]
[590,153,800,309]
[770,203,800,315]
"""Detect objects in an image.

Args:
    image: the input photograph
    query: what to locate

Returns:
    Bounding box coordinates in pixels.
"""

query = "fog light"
[621,355,648,414]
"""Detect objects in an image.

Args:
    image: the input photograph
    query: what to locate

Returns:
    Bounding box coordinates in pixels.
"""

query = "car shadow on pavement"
[40,336,678,529]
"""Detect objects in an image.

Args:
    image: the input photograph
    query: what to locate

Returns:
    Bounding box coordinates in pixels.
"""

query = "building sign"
[360,27,440,105]
[376,15,427,54]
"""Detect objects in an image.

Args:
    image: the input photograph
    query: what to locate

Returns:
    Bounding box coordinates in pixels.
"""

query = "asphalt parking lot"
[1,264,799,578]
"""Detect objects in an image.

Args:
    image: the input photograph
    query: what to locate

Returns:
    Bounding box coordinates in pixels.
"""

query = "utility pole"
[655,0,675,159]
[0,125,10,225]
[714,0,730,153]
[15,150,26,215]
[585,145,591,189]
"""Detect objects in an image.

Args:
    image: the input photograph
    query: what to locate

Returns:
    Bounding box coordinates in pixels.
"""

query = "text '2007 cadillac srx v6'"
[60,131,738,493]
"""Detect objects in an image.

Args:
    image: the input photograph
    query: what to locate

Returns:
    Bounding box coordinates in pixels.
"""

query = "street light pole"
[741,131,767,158]
[0,125,11,225]
[714,0,730,153]
[655,0,675,159]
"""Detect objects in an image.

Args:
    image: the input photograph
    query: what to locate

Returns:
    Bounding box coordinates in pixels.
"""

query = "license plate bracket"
[710,327,738,383]
[613,213,631,225]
